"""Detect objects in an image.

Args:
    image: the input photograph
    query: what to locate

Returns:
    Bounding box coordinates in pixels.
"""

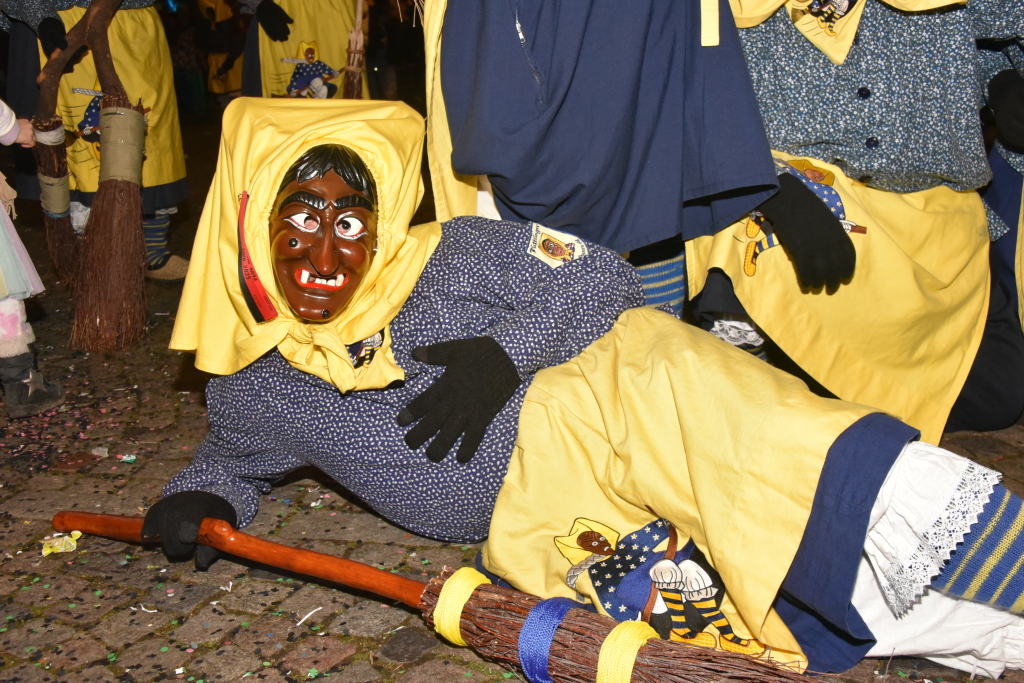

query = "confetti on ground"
[41,530,81,556]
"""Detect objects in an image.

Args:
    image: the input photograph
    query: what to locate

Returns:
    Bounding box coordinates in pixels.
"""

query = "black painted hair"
[278,144,377,208]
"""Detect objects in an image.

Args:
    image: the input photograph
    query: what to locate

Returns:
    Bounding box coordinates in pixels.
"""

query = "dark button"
[865,137,879,149]
[857,86,871,99]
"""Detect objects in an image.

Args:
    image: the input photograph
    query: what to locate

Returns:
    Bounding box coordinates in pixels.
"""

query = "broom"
[30,4,110,284]
[342,0,365,99]
[56,0,147,351]
[52,511,816,683]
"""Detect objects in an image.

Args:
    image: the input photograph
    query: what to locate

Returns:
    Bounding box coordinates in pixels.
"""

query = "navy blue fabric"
[774,413,919,673]
[518,597,578,683]
[439,0,779,253]
[983,147,1023,318]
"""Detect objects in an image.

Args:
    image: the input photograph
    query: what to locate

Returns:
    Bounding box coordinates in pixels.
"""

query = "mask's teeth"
[328,278,336,287]
[300,269,310,284]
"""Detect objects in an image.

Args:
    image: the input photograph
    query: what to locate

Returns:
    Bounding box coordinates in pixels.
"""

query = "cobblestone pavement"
[3,113,1024,683]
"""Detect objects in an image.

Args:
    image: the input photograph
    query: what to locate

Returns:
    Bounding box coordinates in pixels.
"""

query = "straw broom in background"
[54,511,820,683]
[61,0,148,351]
[342,0,365,99]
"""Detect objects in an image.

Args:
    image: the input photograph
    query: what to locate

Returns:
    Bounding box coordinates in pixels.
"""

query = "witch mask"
[269,145,378,322]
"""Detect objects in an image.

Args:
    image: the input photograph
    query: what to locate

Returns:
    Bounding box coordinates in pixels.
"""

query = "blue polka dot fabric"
[740,0,1019,195]
[163,216,646,543]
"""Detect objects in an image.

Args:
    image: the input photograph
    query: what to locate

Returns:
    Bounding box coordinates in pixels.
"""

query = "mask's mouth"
[295,268,347,291]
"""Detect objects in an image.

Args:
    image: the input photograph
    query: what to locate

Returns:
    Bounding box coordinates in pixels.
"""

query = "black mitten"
[757,173,856,290]
[397,336,521,464]
[38,17,67,58]
[256,0,293,42]
[988,69,1024,150]
[142,491,238,570]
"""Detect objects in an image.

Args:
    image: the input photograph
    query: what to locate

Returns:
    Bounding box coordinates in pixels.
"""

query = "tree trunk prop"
[342,0,365,99]
[33,0,147,351]
[53,511,821,683]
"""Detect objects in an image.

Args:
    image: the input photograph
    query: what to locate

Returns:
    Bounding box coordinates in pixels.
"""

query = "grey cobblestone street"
[2,115,1024,682]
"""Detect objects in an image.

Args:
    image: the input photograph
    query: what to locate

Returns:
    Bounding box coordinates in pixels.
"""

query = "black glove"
[256,0,293,42]
[38,17,67,58]
[142,491,238,570]
[988,69,1024,150]
[757,172,856,290]
[397,336,521,464]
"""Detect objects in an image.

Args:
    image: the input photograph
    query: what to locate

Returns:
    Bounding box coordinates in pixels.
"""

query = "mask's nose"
[308,228,340,276]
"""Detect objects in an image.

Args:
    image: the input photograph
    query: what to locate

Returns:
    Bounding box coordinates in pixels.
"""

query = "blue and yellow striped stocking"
[635,253,687,319]
[932,484,1024,612]
[143,214,172,269]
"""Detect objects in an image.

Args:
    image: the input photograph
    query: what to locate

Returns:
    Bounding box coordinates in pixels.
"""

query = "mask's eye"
[336,215,367,240]
[285,212,318,232]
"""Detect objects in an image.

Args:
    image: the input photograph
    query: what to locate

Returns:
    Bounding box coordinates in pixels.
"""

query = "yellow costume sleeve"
[423,0,480,222]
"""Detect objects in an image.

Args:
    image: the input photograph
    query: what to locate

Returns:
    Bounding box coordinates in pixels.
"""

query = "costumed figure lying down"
[149,99,1024,676]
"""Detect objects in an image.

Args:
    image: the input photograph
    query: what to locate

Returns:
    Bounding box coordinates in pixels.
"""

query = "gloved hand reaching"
[142,491,238,570]
[397,336,522,464]
[38,17,67,58]
[988,69,1024,150]
[756,172,857,290]
[256,0,294,42]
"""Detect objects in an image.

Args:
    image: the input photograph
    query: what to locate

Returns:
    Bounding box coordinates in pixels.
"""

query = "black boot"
[0,352,65,418]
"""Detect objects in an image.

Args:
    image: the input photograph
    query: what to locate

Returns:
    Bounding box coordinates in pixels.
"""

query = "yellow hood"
[171,98,442,392]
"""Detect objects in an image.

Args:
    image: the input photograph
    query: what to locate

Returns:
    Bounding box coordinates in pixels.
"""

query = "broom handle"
[52,511,426,609]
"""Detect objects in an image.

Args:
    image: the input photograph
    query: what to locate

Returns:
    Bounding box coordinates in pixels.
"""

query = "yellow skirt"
[42,6,186,194]
[686,153,990,443]
[484,306,875,671]
[257,0,367,99]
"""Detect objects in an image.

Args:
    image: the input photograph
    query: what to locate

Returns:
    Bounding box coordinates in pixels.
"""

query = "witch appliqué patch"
[527,223,589,268]
[555,518,765,656]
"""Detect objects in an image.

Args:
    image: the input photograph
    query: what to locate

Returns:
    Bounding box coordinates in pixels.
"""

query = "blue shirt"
[162,217,646,543]
[740,0,1024,194]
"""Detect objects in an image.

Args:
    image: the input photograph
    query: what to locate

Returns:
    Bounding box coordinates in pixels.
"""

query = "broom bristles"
[32,118,78,284]
[69,94,146,352]
[70,177,145,351]
[421,567,812,683]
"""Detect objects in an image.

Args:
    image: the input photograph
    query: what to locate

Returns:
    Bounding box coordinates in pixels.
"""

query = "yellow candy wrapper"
[41,531,82,556]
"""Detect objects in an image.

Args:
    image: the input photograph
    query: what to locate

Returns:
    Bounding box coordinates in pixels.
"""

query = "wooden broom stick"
[53,511,813,683]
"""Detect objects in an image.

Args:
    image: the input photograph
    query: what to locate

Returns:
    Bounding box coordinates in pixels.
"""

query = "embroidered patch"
[349,329,385,369]
[553,517,765,655]
[527,223,589,268]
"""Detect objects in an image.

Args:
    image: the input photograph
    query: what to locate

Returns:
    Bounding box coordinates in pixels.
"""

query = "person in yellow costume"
[0,0,190,280]
[235,0,364,99]
[196,0,246,95]
[685,0,1024,443]
[139,98,1024,678]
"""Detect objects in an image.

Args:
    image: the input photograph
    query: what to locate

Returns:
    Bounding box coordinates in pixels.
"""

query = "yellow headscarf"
[729,0,964,64]
[170,98,442,392]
